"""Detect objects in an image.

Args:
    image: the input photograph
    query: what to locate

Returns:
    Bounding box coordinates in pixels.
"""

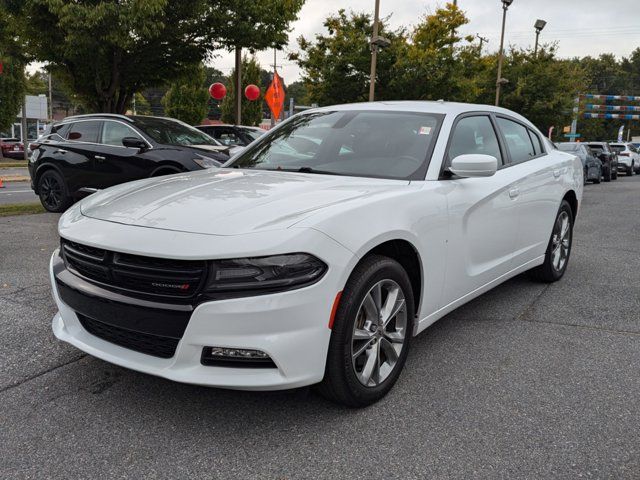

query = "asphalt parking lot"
[1,176,639,479]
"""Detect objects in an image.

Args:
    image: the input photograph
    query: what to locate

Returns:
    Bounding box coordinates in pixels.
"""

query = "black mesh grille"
[61,238,206,300]
[78,314,179,359]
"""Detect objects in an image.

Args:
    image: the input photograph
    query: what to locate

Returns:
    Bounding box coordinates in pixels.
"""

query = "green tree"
[10,0,211,113]
[162,64,209,125]
[206,0,305,122]
[0,6,25,132]
[220,56,263,126]
[487,46,586,133]
[392,4,484,102]
[292,10,407,106]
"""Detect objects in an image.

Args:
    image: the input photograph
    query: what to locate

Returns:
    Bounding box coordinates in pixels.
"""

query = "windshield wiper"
[290,166,344,176]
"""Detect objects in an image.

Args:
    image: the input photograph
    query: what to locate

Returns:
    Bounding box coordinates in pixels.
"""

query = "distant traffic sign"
[564,133,581,138]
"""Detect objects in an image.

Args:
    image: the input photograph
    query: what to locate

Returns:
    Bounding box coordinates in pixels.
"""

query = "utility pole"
[235,46,242,126]
[271,48,277,127]
[48,72,53,121]
[476,34,488,54]
[368,0,381,102]
[495,0,513,106]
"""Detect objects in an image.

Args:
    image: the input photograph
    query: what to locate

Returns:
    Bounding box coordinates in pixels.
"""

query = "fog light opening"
[201,346,277,368]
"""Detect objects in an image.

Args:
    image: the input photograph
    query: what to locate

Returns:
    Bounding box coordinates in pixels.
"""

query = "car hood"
[80,169,409,236]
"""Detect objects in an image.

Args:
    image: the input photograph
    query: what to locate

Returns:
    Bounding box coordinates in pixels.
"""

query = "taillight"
[618,152,629,156]
[29,142,40,151]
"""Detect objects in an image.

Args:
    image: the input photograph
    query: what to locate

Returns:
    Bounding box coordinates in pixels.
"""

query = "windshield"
[610,144,625,153]
[132,117,218,146]
[240,128,264,142]
[557,143,579,152]
[228,110,443,180]
[588,144,604,153]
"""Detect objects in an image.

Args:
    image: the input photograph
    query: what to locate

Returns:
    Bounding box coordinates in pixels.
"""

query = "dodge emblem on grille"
[152,282,190,290]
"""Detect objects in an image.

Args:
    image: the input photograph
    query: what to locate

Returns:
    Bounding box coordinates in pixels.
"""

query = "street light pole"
[368,0,381,102]
[495,0,513,106]
[534,19,547,57]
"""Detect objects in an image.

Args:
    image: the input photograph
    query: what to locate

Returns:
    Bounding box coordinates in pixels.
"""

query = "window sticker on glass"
[419,126,432,135]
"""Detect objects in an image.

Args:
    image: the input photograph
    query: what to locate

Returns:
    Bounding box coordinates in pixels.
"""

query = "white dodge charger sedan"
[50,102,583,406]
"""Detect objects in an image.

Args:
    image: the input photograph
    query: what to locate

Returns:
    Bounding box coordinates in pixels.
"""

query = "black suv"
[29,114,229,212]
[586,141,618,182]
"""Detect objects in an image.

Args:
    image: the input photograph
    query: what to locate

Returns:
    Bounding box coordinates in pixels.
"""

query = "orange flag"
[265,72,285,120]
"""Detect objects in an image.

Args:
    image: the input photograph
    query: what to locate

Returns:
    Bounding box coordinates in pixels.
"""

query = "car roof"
[62,114,176,124]
[310,100,536,125]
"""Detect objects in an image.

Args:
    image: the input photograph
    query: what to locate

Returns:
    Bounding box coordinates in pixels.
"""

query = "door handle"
[553,169,561,178]
[95,155,106,161]
[508,188,519,199]
[53,149,67,154]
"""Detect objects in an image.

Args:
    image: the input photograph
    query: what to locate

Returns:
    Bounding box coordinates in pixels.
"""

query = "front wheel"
[318,255,415,407]
[612,168,618,180]
[627,164,634,176]
[37,170,72,213]
[603,165,611,182]
[529,200,573,283]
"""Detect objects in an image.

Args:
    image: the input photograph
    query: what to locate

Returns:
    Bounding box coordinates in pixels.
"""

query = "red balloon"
[244,84,260,101]
[209,82,226,100]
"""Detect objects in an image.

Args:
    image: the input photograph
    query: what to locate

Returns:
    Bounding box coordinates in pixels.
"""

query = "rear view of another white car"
[610,142,639,175]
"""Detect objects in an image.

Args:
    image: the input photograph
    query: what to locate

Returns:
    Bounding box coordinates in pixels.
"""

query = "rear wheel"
[612,167,618,180]
[583,168,588,185]
[37,170,72,213]
[529,200,573,283]
[318,255,414,407]
[603,165,611,182]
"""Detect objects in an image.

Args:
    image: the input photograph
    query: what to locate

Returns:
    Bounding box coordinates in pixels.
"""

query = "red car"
[0,138,25,159]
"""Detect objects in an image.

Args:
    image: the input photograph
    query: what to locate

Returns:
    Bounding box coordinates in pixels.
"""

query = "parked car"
[195,124,266,147]
[586,141,618,182]
[28,114,229,212]
[556,142,602,184]
[609,142,639,175]
[49,102,582,407]
[0,137,24,159]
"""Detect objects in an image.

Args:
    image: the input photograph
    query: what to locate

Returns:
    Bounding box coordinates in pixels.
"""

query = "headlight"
[205,253,327,295]
[193,155,220,169]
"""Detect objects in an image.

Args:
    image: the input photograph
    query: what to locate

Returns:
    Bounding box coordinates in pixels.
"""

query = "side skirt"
[414,255,545,335]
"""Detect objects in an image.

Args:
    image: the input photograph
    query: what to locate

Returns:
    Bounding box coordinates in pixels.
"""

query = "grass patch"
[0,203,45,217]
[0,161,27,168]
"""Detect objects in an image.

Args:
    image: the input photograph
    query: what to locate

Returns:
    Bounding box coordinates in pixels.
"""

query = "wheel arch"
[563,190,578,220]
[357,238,423,316]
[33,162,66,194]
[149,163,184,177]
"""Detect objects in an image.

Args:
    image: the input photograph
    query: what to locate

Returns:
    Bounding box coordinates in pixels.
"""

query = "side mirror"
[122,136,148,150]
[449,154,498,178]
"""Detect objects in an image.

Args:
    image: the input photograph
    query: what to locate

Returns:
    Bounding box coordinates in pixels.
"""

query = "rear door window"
[496,117,536,164]
[68,121,102,143]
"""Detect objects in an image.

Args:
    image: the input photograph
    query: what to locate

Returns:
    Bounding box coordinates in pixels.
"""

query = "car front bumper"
[50,242,350,390]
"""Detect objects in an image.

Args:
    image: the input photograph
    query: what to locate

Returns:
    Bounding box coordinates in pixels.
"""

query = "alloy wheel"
[351,279,408,387]
[40,175,62,210]
[551,211,571,272]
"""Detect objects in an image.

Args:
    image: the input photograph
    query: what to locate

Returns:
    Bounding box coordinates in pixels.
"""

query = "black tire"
[612,167,618,180]
[627,164,634,176]
[529,200,573,283]
[37,170,72,213]
[603,165,611,182]
[317,255,415,407]
[583,168,588,185]
[593,173,601,184]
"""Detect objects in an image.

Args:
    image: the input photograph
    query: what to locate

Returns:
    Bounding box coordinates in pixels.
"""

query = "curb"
[0,176,30,183]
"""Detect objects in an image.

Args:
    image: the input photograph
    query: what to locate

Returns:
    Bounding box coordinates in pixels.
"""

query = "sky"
[209,0,640,84]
